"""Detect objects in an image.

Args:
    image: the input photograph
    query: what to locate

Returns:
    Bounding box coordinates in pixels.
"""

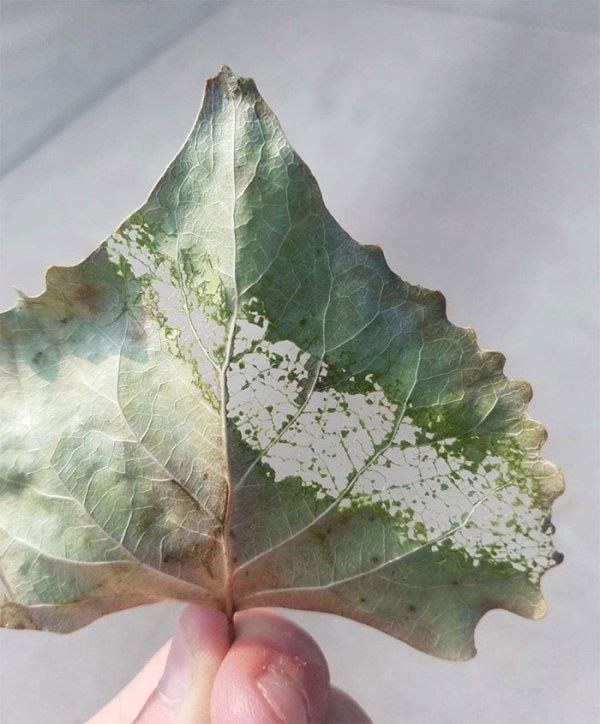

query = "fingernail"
[256,666,309,723]
[157,622,194,708]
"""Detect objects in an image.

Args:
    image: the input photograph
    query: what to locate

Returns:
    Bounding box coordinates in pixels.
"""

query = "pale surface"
[0,1,598,723]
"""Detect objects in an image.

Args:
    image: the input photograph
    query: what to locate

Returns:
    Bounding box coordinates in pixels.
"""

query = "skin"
[88,605,371,724]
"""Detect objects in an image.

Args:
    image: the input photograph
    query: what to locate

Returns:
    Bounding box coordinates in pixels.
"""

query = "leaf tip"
[207,65,259,103]
[12,287,31,309]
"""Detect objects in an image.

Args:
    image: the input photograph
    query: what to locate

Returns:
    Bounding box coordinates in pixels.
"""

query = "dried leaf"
[0,67,563,660]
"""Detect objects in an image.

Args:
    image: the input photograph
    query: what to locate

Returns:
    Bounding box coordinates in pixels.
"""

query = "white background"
[0,2,598,722]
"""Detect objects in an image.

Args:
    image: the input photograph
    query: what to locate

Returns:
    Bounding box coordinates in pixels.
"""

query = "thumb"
[210,609,330,724]
[135,605,231,724]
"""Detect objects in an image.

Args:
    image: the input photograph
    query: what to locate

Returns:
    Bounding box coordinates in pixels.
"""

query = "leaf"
[0,66,563,660]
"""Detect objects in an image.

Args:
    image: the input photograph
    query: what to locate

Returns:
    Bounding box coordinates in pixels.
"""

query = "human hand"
[89,605,371,723]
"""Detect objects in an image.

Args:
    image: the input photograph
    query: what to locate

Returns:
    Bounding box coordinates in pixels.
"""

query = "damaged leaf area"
[0,67,563,660]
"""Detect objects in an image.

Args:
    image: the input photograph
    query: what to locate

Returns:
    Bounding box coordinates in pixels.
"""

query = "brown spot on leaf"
[542,515,556,535]
[162,541,206,564]
[72,283,105,314]
[0,603,38,631]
